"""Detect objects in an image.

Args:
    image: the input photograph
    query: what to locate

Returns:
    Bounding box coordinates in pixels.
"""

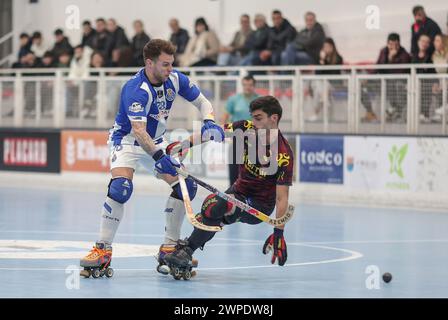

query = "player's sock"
[99,196,124,244]
[163,196,185,245]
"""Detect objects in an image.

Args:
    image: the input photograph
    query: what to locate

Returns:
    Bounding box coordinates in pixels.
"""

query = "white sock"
[164,196,185,244]
[99,196,124,244]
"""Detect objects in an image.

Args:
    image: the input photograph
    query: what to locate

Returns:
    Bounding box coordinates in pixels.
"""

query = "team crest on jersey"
[166,88,175,101]
[129,102,144,113]
[277,153,290,167]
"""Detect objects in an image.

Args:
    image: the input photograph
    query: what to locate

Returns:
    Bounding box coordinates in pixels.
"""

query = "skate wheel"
[80,269,91,278]
[191,271,197,278]
[105,268,114,278]
[173,268,181,277]
[92,268,101,278]
[157,264,170,275]
[183,271,191,280]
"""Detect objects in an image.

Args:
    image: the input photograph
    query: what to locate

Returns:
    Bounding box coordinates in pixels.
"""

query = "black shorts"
[222,185,275,225]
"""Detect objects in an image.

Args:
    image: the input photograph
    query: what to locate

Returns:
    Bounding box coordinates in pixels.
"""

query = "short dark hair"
[413,5,424,16]
[143,39,176,62]
[272,10,282,15]
[19,33,29,39]
[32,31,42,39]
[241,14,250,20]
[82,20,91,26]
[96,18,106,24]
[54,28,63,35]
[242,75,256,85]
[249,96,283,123]
[387,33,400,42]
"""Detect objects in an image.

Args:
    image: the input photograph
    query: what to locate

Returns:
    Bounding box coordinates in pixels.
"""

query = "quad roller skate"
[80,242,114,279]
[163,239,198,280]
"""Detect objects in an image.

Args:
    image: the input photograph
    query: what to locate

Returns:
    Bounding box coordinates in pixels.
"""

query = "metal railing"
[1,64,447,135]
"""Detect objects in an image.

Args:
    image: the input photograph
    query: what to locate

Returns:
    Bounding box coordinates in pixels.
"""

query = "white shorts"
[109,141,168,174]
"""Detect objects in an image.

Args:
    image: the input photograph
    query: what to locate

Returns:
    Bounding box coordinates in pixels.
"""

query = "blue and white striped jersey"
[109,68,200,146]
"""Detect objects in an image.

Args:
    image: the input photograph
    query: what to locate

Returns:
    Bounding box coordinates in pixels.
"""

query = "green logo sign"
[388,144,408,178]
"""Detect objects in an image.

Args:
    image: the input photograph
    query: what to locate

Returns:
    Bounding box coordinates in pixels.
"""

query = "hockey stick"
[177,173,223,232]
[177,168,294,227]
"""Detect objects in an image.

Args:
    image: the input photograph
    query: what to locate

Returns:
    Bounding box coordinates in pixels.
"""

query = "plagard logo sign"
[298,135,344,184]
[388,144,408,178]
[61,131,110,172]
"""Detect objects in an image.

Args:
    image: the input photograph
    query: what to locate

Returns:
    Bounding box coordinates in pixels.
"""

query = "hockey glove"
[201,119,225,142]
[153,150,181,176]
[263,228,287,266]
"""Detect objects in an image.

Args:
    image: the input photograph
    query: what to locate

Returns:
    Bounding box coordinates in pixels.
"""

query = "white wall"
[12,0,448,63]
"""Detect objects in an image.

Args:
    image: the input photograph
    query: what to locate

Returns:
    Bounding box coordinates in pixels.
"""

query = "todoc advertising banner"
[61,130,110,172]
[297,135,344,184]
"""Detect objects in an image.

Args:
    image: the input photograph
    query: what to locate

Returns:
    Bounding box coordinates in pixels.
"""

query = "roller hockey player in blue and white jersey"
[79,39,224,279]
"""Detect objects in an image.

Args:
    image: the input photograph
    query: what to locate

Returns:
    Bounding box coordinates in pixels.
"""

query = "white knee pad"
[163,196,185,244]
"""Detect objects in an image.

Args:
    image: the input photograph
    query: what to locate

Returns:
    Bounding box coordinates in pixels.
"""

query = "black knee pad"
[200,194,233,220]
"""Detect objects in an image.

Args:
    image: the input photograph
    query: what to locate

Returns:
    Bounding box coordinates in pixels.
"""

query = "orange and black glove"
[262,228,287,266]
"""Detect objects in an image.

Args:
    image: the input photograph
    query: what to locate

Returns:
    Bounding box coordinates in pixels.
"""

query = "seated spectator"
[373,33,412,122]
[308,38,344,121]
[282,12,325,65]
[109,47,134,68]
[169,18,189,66]
[56,51,71,68]
[218,14,253,66]
[430,33,448,121]
[107,18,130,50]
[411,5,442,57]
[412,33,437,122]
[12,52,40,69]
[41,51,56,68]
[239,14,270,66]
[179,17,220,67]
[17,33,32,61]
[51,29,73,61]
[30,31,48,59]
[92,18,113,63]
[258,10,296,66]
[81,20,96,49]
[69,45,92,79]
[131,20,150,66]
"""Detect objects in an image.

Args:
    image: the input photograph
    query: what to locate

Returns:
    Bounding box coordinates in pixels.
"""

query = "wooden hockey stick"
[177,173,223,232]
[177,168,294,227]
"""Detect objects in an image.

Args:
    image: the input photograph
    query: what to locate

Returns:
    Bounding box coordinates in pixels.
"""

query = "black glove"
[262,228,287,266]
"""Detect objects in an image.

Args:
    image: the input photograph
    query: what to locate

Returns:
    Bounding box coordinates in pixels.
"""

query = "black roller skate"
[164,239,198,280]
[79,242,114,279]
[155,244,176,275]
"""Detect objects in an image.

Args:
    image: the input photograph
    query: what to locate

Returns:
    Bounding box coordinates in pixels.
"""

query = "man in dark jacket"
[281,11,325,65]
[92,18,114,63]
[258,10,296,65]
[240,14,270,66]
[131,20,150,66]
[51,29,73,61]
[169,18,190,66]
[107,18,130,50]
[410,5,441,56]
[81,20,96,49]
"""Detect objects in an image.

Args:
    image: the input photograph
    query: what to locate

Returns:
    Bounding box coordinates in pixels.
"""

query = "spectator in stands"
[107,18,130,50]
[180,17,220,67]
[30,32,48,59]
[51,29,73,61]
[430,33,448,121]
[259,10,296,66]
[412,33,436,122]
[17,33,32,61]
[12,52,39,69]
[92,18,113,63]
[282,12,325,65]
[131,20,150,66]
[69,45,92,79]
[411,5,441,57]
[221,75,259,186]
[81,20,96,49]
[307,38,344,121]
[169,18,190,66]
[374,33,412,122]
[56,51,71,68]
[239,14,270,66]
[217,14,253,66]
[41,51,56,68]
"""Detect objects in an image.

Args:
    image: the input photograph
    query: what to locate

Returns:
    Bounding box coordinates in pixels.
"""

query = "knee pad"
[107,177,133,204]
[170,177,197,201]
[200,194,233,219]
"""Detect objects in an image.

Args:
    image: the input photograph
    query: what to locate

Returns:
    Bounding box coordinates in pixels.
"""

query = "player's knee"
[170,177,197,201]
[200,194,232,220]
[107,177,133,204]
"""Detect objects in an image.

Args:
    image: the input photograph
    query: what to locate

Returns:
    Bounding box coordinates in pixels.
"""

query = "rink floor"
[0,185,447,298]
